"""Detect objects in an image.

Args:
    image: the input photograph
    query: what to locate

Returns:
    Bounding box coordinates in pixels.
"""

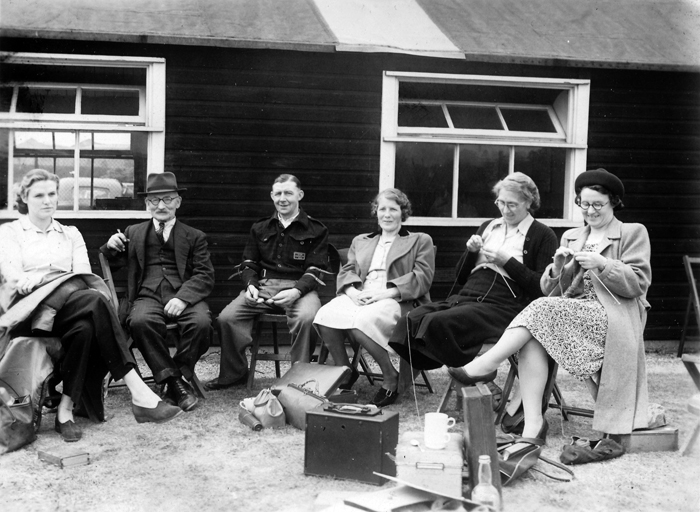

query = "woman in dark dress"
[390,172,558,371]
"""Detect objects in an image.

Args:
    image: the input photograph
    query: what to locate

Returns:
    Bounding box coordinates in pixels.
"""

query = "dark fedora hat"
[575,168,624,199]
[138,172,187,195]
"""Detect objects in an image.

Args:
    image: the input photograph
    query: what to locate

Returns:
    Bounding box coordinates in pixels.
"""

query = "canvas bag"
[276,380,330,430]
[0,378,36,455]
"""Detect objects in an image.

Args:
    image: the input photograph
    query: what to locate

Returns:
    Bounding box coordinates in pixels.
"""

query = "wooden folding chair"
[679,255,700,357]
[98,253,207,398]
[681,354,700,456]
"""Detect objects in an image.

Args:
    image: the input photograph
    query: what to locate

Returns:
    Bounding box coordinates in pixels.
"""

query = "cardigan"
[455,218,558,302]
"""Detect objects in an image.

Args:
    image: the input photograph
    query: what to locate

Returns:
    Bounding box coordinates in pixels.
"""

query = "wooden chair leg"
[247,321,263,391]
[679,292,692,357]
[681,419,700,456]
[495,358,518,424]
[271,323,281,379]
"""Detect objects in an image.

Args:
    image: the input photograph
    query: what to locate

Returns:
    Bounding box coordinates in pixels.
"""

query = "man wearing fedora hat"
[100,172,215,412]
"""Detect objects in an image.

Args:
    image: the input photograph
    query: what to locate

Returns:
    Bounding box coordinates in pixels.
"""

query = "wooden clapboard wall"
[1,38,698,341]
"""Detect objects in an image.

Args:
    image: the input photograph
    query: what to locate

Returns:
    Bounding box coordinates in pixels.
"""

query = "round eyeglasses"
[494,199,522,211]
[576,201,609,211]
[146,196,178,206]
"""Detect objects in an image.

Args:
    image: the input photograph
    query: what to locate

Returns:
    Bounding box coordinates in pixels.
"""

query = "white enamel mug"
[424,412,456,450]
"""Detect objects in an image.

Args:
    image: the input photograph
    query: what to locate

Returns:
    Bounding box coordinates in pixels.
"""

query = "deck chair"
[679,256,700,357]
[98,253,207,399]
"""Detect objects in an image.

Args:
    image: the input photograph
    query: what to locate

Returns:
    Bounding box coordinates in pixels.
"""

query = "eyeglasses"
[576,200,609,211]
[494,200,522,211]
[146,196,178,206]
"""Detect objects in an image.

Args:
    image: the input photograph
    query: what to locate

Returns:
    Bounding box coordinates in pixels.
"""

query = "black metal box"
[304,409,399,485]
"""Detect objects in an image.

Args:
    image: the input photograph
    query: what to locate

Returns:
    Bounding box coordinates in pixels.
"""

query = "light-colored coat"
[541,217,651,434]
[337,230,435,344]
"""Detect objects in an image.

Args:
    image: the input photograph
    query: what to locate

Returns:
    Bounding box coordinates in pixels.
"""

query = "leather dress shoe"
[370,387,399,407]
[55,416,82,442]
[132,400,184,424]
[168,378,199,411]
[447,366,497,386]
[203,373,248,391]
[338,368,360,390]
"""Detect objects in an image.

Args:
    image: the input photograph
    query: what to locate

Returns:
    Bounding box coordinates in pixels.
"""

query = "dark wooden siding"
[2,38,699,341]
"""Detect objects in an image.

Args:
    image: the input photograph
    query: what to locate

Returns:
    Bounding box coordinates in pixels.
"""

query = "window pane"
[82,132,145,210]
[16,87,76,114]
[398,103,448,128]
[0,87,12,112]
[501,108,556,133]
[14,131,55,149]
[395,142,454,217]
[514,147,566,218]
[457,145,509,217]
[448,105,503,130]
[82,89,140,116]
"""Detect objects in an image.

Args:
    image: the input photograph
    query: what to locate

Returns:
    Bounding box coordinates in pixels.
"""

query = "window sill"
[0,210,152,220]
[403,217,582,229]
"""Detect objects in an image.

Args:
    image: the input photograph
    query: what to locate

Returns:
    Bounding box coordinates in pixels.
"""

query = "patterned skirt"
[508,271,607,378]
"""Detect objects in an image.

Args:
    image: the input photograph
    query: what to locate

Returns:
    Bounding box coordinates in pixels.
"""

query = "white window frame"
[380,71,591,227]
[0,52,165,219]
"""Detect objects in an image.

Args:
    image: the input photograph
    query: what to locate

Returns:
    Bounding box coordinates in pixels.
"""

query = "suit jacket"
[100,220,215,316]
[541,217,651,434]
[337,228,435,343]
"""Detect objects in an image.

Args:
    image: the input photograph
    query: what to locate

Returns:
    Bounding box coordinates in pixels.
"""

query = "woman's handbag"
[498,438,574,485]
[559,436,624,465]
[251,388,286,429]
[276,380,330,430]
[0,378,36,455]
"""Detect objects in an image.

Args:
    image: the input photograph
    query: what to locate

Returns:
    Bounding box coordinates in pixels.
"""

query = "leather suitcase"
[304,406,399,485]
[395,431,464,499]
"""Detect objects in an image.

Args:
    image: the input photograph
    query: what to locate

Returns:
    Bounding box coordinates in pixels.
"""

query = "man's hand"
[268,288,302,308]
[244,285,260,306]
[164,298,187,318]
[107,231,129,252]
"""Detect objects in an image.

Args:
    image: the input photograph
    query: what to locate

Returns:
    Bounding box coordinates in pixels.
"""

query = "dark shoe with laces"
[55,416,82,443]
[338,368,360,390]
[168,378,199,412]
[370,387,399,407]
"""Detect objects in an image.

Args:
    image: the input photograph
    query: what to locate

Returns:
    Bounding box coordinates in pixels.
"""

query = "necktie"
[156,222,165,244]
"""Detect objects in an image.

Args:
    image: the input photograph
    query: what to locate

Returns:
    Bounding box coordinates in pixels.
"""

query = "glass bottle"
[471,455,501,511]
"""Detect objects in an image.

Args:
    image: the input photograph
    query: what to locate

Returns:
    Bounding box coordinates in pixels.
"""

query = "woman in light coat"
[314,188,434,407]
[449,168,651,440]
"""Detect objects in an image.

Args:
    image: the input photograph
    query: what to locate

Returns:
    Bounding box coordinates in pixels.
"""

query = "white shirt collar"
[492,214,534,236]
[19,215,63,233]
[152,217,176,230]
